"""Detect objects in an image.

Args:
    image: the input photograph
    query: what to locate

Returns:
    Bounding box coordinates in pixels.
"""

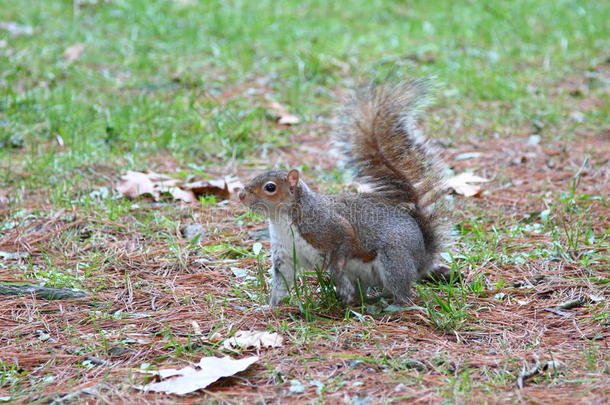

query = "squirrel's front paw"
[269,288,289,307]
[334,277,357,306]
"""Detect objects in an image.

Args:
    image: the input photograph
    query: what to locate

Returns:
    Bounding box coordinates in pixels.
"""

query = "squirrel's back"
[336,80,450,267]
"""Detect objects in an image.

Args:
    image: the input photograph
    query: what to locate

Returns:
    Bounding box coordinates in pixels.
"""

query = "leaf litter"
[115,170,242,202]
[222,330,283,350]
[138,356,259,395]
[267,100,300,125]
[63,43,85,63]
[2,122,609,403]
[446,171,489,197]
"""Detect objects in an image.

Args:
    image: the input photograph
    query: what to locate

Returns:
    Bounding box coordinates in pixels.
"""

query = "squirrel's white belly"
[269,218,383,288]
[344,257,384,289]
[268,219,325,269]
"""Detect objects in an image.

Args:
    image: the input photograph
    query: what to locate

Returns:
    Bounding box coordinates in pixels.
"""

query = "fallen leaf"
[224,176,244,193]
[116,171,158,199]
[223,330,283,350]
[0,251,30,260]
[0,22,33,36]
[289,379,306,394]
[116,171,241,202]
[446,172,489,197]
[252,242,263,255]
[190,320,203,336]
[268,101,300,125]
[160,186,197,203]
[182,179,230,200]
[528,135,541,145]
[63,43,85,63]
[310,380,325,395]
[139,355,258,395]
[230,267,250,278]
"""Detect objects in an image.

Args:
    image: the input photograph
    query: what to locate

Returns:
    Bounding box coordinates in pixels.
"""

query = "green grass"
[1,0,609,403]
[2,0,609,197]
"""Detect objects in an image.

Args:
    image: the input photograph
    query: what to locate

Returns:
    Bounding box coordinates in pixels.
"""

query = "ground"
[1,1,609,404]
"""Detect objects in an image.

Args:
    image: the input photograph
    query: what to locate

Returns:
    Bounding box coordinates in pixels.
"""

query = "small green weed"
[416,281,470,333]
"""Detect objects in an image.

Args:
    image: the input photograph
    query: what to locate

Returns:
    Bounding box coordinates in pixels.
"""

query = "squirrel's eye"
[263,182,277,193]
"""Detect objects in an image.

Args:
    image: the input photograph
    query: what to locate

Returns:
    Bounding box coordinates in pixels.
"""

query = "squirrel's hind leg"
[330,257,357,305]
[379,251,417,304]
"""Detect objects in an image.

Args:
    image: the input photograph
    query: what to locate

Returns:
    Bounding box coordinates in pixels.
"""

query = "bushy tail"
[336,79,449,262]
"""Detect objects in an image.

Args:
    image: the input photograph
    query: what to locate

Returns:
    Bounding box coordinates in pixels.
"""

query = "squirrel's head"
[238,169,301,218]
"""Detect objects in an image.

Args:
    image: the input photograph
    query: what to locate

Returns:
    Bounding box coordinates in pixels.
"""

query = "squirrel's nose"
[238,189,246,201]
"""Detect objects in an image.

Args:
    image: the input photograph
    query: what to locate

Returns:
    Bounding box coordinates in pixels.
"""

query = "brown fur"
[298,221,377,264]
[240,80,451,306]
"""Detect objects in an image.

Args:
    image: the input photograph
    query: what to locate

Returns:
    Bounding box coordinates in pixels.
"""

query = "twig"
[516,356,562,389]
[516,356,541,389]
[556,296,585,310]
[0,283,88,300]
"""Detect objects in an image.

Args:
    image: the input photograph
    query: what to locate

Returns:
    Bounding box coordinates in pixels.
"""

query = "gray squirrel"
[239,80,451,306]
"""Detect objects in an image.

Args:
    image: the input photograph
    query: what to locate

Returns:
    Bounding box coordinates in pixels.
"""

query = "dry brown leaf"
[162,186,197,203]
[63,43,85,63]
[222,330,283,350]
[154,174,195,202]
[225,176,244,193]
[116,171,158,199]
[182,179,229,200]
[138,356,258,395]
[446,172,489,197]
[116,171,241,202]
[268,101,300,125]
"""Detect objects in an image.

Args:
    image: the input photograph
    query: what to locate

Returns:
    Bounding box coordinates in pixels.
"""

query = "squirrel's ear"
[287,169,299,190]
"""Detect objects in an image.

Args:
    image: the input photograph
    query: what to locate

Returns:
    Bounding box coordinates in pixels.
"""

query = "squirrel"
[239,80,451,306]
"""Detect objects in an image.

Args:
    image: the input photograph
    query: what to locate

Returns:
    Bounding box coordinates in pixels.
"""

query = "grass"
[1,0,609,403]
